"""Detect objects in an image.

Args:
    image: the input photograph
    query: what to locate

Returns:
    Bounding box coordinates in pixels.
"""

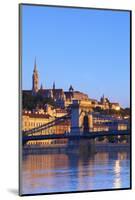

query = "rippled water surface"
[21,151,130,195]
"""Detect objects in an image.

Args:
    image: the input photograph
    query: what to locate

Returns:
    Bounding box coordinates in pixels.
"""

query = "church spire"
[34,57,37,72]
[32,58,39,94]
[53,81,55,90]
[40,83,43,90]
[69,85,74,92]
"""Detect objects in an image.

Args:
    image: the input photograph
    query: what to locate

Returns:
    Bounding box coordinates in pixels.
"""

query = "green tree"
[22,92,55,110]
[108,135,116,143]
[98,136,105,142]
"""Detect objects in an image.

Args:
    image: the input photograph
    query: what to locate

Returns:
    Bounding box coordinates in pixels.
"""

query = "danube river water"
[21,151,130,195]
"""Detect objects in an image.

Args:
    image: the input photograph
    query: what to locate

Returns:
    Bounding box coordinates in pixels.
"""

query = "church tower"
[32,58,39,94]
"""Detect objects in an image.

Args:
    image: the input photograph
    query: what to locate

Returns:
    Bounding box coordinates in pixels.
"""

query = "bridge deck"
[22,130,130,144]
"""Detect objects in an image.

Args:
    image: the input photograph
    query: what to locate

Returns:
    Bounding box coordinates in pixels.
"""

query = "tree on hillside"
[22,92,55,110]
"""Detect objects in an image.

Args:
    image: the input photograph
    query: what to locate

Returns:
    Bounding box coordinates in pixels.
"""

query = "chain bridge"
[22,100,130,146]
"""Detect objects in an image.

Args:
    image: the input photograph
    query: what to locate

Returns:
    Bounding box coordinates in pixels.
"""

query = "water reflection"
[113,160,121,188]
[22,151,130,194]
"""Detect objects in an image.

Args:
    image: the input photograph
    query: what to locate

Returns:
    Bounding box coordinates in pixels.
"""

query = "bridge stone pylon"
[71,100,93,135]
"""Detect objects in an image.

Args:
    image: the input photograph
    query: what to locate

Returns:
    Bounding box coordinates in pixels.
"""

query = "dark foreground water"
[21,151,130,195]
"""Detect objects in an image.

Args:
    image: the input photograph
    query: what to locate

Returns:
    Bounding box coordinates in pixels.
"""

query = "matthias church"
[24,59,89,108]
[23,59,120,111]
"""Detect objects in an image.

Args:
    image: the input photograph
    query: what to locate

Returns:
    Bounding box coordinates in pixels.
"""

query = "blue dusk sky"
[21,5,130,108]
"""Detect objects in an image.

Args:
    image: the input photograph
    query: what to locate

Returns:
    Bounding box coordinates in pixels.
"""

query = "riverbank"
[95,143,130,152]
[22,142,130,155]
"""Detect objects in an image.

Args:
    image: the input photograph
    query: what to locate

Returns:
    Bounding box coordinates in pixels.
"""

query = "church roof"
[53,89,64,96]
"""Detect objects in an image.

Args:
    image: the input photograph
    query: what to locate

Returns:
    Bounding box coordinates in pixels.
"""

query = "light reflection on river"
[21,151,130,195]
